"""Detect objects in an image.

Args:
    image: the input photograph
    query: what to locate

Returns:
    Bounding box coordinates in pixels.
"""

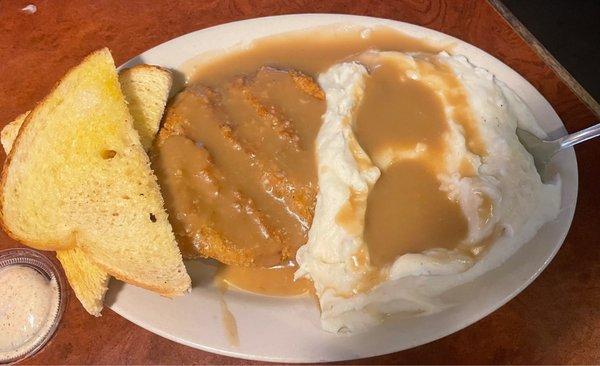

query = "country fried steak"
[153,67,325,267]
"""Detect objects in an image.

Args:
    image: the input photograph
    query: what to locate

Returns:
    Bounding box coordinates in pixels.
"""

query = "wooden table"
[1,0,598,364]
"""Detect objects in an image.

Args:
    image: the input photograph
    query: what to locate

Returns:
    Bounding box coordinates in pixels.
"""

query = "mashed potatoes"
[295,51,561,333]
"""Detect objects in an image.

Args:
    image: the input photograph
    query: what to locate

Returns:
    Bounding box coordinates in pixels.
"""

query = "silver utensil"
[516,123,600,177]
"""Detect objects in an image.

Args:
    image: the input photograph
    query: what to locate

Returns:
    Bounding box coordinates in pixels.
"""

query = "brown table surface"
[1,0,598,364]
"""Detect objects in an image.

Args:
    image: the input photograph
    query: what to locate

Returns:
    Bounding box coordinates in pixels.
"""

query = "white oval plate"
[105,14,578,363]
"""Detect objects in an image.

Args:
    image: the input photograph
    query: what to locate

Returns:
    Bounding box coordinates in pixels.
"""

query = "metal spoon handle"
[560,123,600,149]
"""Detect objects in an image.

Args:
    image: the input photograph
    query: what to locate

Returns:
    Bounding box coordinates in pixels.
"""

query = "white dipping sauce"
[0,265,59,361]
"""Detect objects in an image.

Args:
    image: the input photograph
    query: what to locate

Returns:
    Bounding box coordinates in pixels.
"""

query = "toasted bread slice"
[1,65,173,315]
[4,132,109,316]
[56,248,108,315]
[2,65,172,154]
[119,65,172,150]
[0,48,190,296]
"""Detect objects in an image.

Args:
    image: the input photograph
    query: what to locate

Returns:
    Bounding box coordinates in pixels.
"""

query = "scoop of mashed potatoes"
[295,51,561,334]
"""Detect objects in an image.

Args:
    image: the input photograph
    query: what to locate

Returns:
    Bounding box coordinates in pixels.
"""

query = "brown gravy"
[216,264,312,297]
[154,26,479,296]
[364,161,468,267]
[155,27,445,264]
[187,26,444,87]
[353,53,474,266]
[355,55,448,162]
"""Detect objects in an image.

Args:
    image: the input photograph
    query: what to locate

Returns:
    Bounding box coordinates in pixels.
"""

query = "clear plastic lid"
[0,248,67,364]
